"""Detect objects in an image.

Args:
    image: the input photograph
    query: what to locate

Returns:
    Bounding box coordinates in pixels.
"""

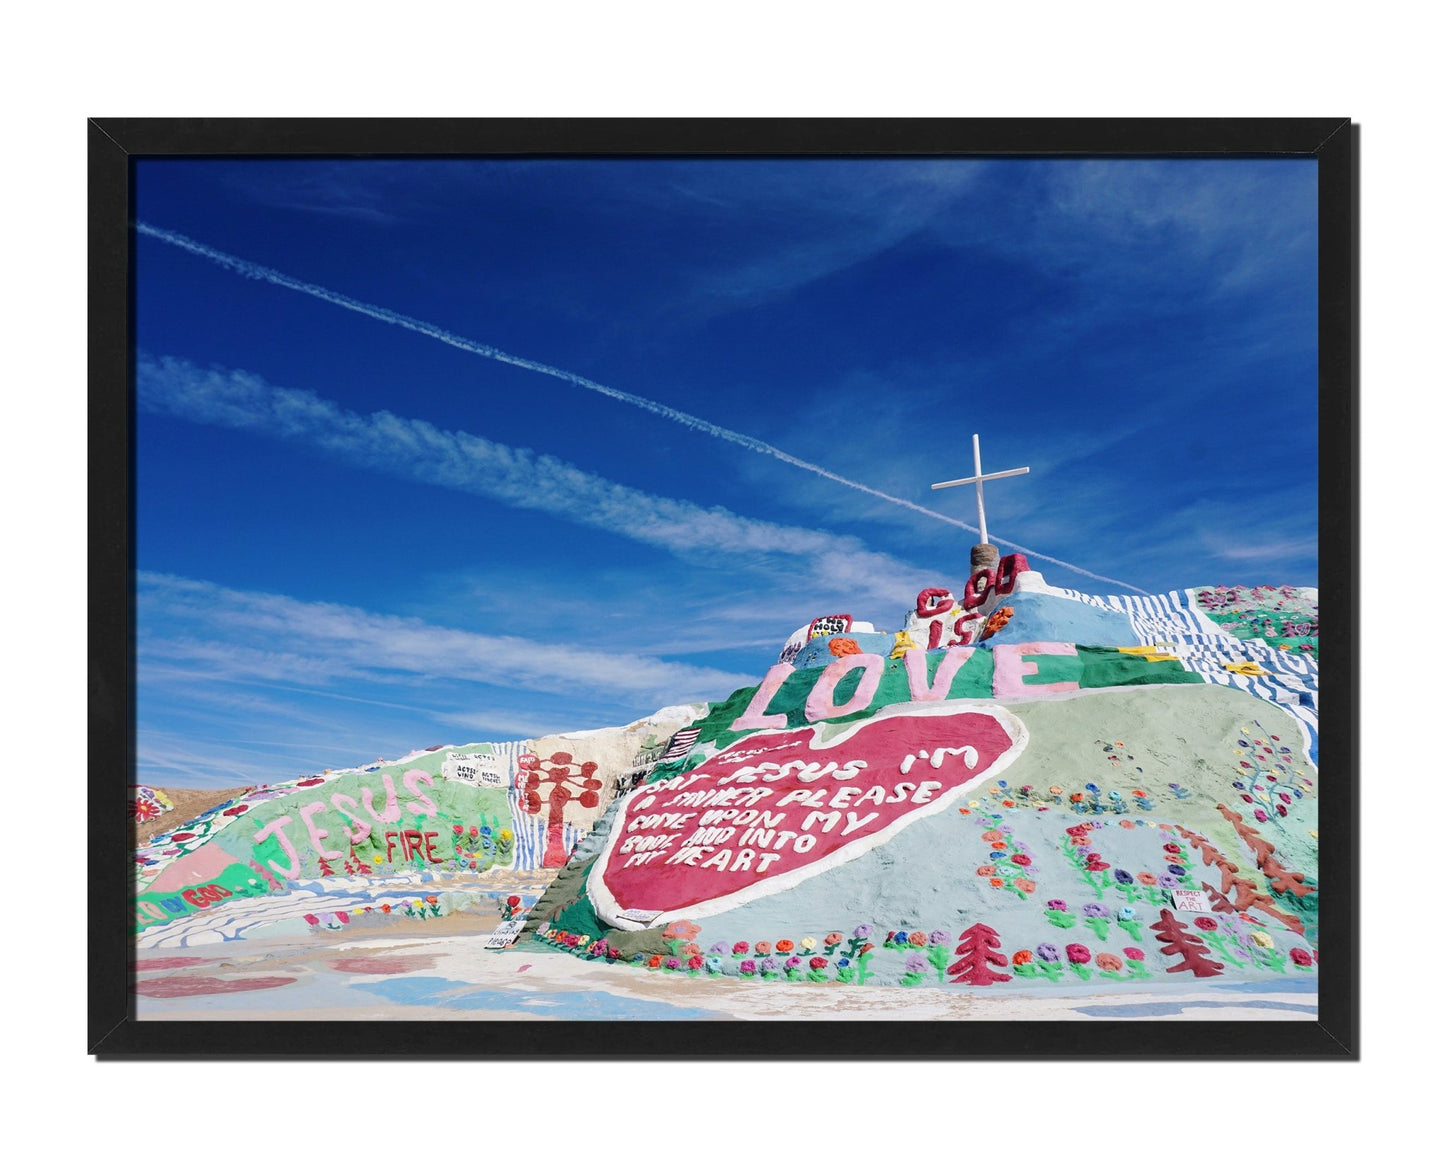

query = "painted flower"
[1012,950,1033,965]
[824,932,844,947]
[1046,899,1068,911]
[1167,864,1187,877]
[758,957,778,974]
[1158,874,1179,889]
[989,878,1004,888]
[1137,872,1158,885]
[1096,953,1124,972]
[908,931,927,946]
[905,954,928,973]
[468,827,479,837]
[754,941,772,955]
[683,943,702,957]
[1016,879,1037,894]
[859,942,874,955]
[976,865,997,877]
[453,824,463,833]
[499,830,513,843]
[1163,842,1181,853]
[1082,903,1109,918]
[664,957,682,970]
[810,956,829,970]
[687,955,704,971]
[380,904,391,913]
[1011,853,1032,866]
[739,959,757,975]
[1250,931,1275,950]
[1117,906,1136,922]
[732,941,749,956]
[800,937,817,951]
[705,956,723,974]
[775,939,795,953]
[1114,869,1134,884]
[1036,943,1062,963]
[785,956,803,970]
[928,929,948,945]
[1164,854,1185,865]
[1066,943,1091,964]
[647,955,663,969]
[853,924,874,939]
[1123,947,1145,961]
[1193,916,1219,932]
[835,957,852,971]
[709,940,730,954]
[1289,948,1313,967]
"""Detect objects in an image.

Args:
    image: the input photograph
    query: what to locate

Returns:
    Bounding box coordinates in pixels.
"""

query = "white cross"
[930,434,1029,546]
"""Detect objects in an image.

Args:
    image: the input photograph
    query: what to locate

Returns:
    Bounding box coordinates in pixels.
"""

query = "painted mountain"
[133,555,1319,992]
[526,557,1320,988]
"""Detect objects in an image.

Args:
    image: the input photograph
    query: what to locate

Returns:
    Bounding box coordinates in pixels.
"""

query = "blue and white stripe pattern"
[1041,584,1319,766]
[494,740,584,870]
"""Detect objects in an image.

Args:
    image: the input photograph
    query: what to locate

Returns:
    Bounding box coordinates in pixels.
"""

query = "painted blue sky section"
[133,158,1318,788]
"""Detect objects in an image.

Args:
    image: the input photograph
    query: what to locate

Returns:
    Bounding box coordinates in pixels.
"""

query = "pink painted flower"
[1289,948,1313,967]
[1066,943,1091,964]
[1123,947,1145,961]
[1193,916,1219,932]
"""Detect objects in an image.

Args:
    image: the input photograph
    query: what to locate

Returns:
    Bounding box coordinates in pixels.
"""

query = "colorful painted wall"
[134,708,705,946]
[528,567,1320,989]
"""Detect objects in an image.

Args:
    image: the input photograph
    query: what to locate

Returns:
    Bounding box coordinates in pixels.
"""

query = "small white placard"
[1170,888,1211,913]
[483,919,528,948]
[442,752,506,787]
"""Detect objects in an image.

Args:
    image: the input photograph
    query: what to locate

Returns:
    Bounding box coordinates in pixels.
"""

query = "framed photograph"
[91,118,1356,1058]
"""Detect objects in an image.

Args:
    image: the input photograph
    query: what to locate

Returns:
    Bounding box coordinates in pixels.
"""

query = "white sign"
[483,919,528,949]
[1170,889,1211,913]
[442,752,506,788]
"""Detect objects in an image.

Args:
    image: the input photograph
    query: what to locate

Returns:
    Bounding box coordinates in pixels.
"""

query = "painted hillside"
[525,555,1321,989]
[132,552,1319,996]
[132,706,704,948]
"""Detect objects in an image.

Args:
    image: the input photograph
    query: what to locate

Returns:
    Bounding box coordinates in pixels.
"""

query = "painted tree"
[946,922,1012,986]
[522,752,604,867]
[1150,908,1224,977]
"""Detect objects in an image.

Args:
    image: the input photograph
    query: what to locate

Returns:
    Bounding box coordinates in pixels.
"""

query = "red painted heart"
[588,700,1028,930]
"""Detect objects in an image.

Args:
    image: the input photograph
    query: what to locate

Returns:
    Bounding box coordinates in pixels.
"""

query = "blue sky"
[133,157,1318,789]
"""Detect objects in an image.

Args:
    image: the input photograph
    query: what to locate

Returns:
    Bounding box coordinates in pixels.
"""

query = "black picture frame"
[90,118,1357,1059]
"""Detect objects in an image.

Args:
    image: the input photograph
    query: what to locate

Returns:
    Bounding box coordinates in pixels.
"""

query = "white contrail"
[136,222,1149,593]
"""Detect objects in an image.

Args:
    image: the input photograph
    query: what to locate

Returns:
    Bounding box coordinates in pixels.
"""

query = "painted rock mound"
[529,562,1320,989]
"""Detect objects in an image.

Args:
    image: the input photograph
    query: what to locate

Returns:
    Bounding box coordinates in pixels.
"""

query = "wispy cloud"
[139,571,757,702]
[135,223,1146,592]
[137,355,950,601]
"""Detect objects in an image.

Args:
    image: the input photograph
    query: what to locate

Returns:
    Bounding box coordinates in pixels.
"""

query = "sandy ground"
[133,905,1317,1023]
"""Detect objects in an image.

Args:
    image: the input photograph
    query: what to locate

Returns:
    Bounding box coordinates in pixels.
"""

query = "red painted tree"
[946,922,1012,986]
[1150,908,1225,977]
[522,752,604,867]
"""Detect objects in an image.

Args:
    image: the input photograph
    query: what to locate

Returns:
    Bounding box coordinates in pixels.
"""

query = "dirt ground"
[131,903,1318,1025]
